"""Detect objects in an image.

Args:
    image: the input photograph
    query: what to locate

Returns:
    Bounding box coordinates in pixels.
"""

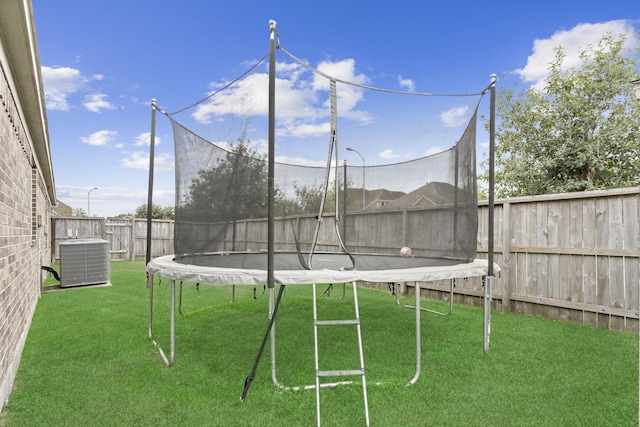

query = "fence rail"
[51,186,639,333]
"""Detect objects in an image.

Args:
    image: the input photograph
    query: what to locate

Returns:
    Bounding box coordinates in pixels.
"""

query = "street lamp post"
[88,187,98,217]
[346,147,365,210]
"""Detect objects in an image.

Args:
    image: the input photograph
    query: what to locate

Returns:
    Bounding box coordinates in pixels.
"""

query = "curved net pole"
[330,82,355,268]
[306,80,355,270]
[306,123,334,267]
[306,80,336,269]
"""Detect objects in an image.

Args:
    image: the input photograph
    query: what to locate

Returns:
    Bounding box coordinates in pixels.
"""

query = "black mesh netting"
[169,57,482,271]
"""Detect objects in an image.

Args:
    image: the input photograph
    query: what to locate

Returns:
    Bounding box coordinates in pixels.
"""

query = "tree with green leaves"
[134,204,174,220]
[182,141,275,222]
[181,141,361,224]
[486,32,640,198]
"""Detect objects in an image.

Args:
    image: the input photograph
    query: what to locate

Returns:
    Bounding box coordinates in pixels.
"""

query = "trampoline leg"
[483,275,493,354]
[170,279,175,364]
[155,279,175,367]
[148,273,154,338]
[403,279,454,316]
[421,278,454,316]
[148,273,172,366]
[407,282,421,386]
[270,287,312,390]
[178,281,183,315]
[270,287,278,387]
[149,279,176,367]
[269,285,297,391]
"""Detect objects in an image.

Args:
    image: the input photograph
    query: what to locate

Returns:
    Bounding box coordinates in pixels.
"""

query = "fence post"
[100,217,107,240]
[402,210,408,246]
[129,218,135,261]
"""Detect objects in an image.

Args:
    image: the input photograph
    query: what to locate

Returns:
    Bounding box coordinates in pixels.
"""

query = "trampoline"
[145,20,498,426]
[147,252,493,286]
[147,253,497,381]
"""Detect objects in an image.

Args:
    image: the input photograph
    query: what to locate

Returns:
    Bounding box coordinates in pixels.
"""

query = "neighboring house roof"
[363,188,406,211]
[53,200,73,216]
[0,1,55,203]
[382,182,460,210]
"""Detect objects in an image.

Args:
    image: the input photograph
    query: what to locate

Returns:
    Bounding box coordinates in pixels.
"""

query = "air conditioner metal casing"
[59,238,110,287]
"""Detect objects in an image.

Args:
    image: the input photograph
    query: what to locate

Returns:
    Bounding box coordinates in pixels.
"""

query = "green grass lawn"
[1,261,637,426]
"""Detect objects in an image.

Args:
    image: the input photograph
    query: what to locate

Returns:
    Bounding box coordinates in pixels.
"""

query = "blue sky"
[32,0,639,217]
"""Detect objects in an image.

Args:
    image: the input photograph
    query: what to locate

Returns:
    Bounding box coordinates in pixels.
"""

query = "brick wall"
[0,64,52,411]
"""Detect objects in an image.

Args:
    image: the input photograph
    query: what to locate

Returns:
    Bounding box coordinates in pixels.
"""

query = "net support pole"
[267,20,276,290]
[239,19,279,404]
[342,160,347,243]
[145,99,157,266]
[484,74,497,355]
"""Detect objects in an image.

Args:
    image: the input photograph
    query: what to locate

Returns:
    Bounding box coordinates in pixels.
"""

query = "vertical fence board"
[626,256,639,333]
[546,201,565,320]
[525,203,538,316]
[623,193,639,250]
[500,202,512,311]
[536,201,548,296]
[512,203,528,315]
[607,197,626,331]
[582,199,598,327]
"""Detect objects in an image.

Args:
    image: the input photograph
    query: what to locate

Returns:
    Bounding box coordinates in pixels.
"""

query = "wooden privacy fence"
[473,186,639,334]
[50,187,639,333]
[51,217,174,261]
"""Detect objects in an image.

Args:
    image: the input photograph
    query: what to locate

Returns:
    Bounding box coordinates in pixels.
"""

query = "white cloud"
[42,66,111,111]
[439,105,469,128]
[379,149,401,160]
[80,130,118,146]
[55,184,175,217]
[398,75,415,92]
[121,151,173,171]
[378,146,444,160]
[274,155,326,167]
[41,66,87,110]
[133,132,161,146]
[193,73,270,123]
[192,58,372,134]
[84,93,116,112]
[424,147,445,157]
[515,20,638,88]
[277,121,330,138]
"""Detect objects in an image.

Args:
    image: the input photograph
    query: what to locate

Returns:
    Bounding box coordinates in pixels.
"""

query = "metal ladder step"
[317,369,365,377]
[315,319,359,326]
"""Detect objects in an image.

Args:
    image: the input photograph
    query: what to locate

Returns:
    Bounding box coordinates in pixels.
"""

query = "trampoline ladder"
[312,281,370,427]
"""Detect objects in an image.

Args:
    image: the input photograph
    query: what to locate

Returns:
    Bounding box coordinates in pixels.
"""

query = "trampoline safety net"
[168,47,485,271]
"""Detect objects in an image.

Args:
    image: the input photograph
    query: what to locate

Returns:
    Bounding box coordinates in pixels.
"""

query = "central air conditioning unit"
[59,238,110,288]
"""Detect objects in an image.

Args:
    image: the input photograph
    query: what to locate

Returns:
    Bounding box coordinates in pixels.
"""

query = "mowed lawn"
[1,260,637,426]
